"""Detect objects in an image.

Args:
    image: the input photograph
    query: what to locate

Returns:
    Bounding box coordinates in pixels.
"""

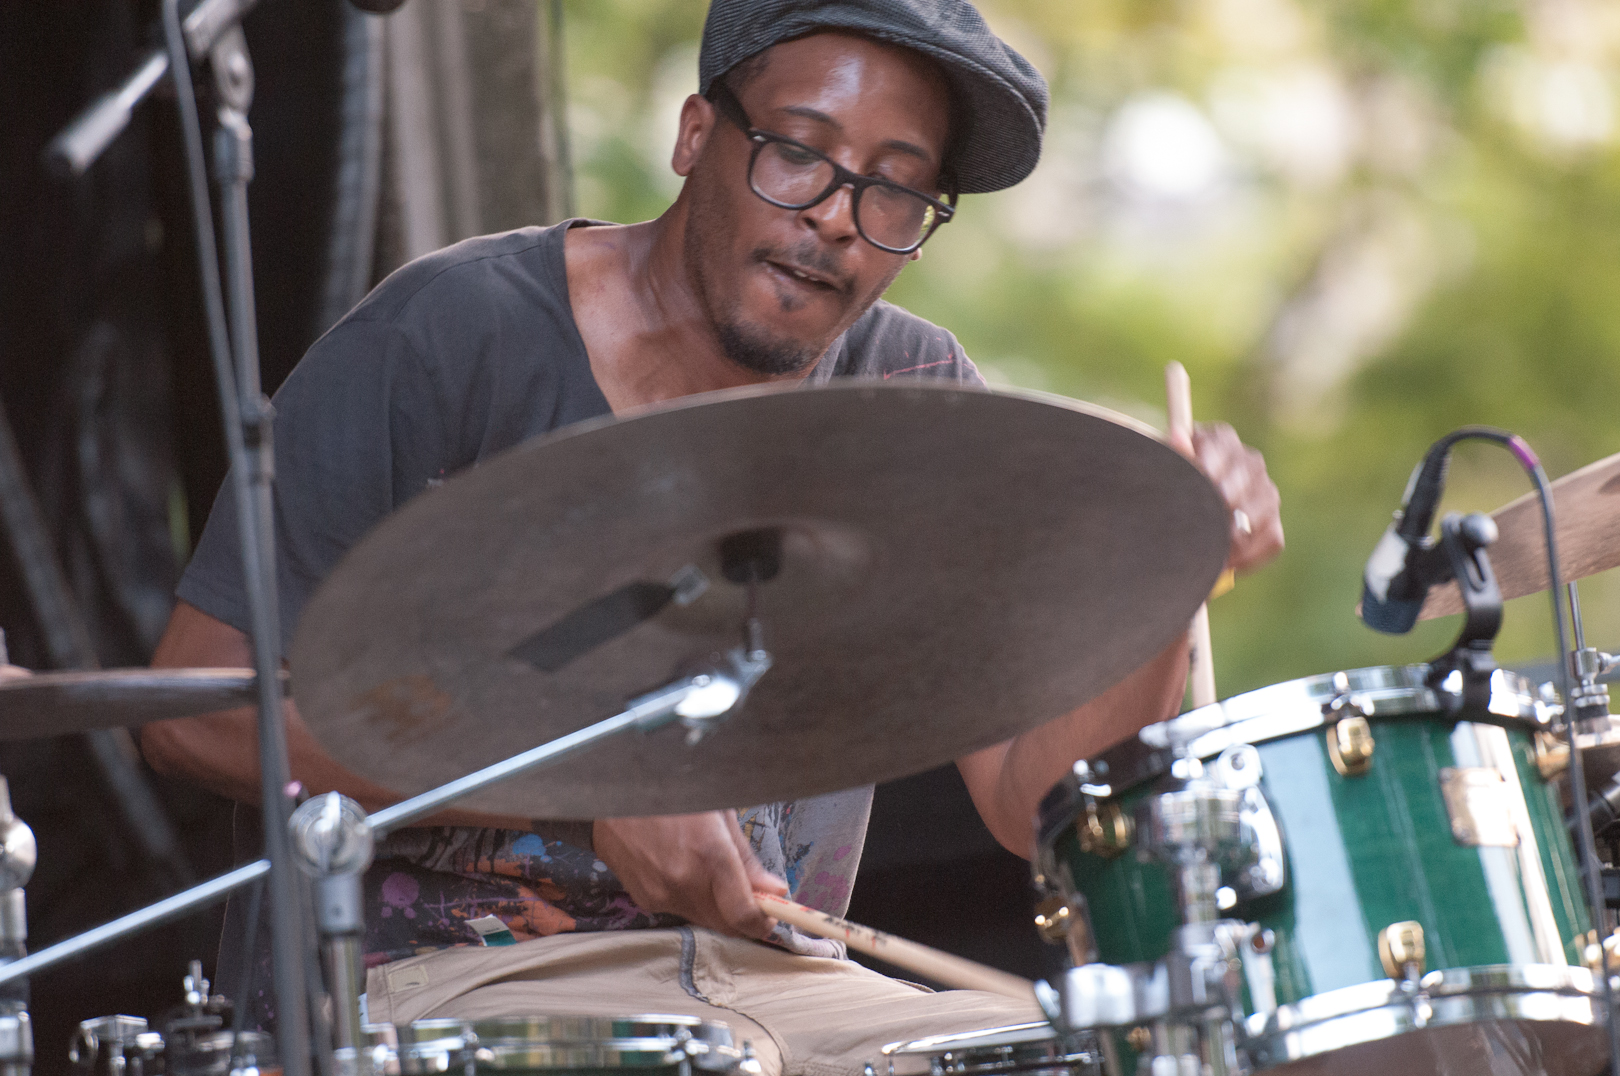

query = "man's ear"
[671,94,718,178]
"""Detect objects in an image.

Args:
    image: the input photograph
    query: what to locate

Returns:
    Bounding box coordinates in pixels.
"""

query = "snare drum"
[1036,664,1608,1076]
[361,1015,744,1076]
[872,1022,1100,1076]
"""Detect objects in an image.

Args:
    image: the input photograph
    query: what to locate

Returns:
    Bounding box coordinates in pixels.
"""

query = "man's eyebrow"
[779,105,936,164]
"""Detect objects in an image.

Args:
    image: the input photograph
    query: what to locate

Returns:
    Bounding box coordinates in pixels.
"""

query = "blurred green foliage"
[561,0,1620,699]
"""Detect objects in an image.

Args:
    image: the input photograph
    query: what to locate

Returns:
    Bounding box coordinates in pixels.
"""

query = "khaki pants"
[365,927,1045,1076]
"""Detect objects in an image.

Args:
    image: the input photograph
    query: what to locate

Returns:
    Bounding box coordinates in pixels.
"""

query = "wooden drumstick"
[755,892,1036,1002]
[1166,362,1218,709]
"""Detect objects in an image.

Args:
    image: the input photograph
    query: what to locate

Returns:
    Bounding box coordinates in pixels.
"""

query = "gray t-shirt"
[179,219,981,965]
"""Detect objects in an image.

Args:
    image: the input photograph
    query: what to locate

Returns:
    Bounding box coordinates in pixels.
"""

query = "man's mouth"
[764,259,843,293]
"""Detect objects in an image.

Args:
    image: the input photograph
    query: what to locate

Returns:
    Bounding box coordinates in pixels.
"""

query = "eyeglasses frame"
[708,82,957,255]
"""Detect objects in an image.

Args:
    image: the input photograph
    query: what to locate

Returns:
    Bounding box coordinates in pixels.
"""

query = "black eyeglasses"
[710,83,955,255]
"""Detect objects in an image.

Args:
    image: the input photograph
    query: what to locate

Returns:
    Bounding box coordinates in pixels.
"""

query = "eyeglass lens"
[752,141,938,252]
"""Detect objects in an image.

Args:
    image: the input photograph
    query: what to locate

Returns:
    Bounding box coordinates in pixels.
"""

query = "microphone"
[1360,440,1453,634]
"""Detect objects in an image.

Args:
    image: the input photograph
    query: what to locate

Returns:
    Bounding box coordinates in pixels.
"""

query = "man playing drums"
[140,1,1283,1072]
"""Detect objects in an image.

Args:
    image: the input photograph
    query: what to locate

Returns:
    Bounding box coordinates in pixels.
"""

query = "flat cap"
[698,0,1049,195]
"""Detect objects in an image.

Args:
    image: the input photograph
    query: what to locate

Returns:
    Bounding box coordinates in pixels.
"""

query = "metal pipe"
[0,861,268,988]
[368,679,697,834]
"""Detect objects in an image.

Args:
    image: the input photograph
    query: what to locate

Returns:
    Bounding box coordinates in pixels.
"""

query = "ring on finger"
[1233,508,1252,537]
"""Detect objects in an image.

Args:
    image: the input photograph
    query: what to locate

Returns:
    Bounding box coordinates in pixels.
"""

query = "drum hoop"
[364,1014,740,1073]
[1241,963,1604,1068]
[880,1022,1099,1076]
[1038,664,1544,842]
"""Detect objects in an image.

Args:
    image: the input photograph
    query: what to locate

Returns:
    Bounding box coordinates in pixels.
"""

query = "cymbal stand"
[290,798,372,1076]
[158,2,311,1071]
[0,774,35,1076]
[289,639,770,1073]
[0,639,773,999]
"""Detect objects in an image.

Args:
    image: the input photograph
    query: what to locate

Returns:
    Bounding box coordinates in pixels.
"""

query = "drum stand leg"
[0,779,36,1076]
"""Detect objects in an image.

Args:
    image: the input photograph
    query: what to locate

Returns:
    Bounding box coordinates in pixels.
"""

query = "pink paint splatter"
[380,872,419,919]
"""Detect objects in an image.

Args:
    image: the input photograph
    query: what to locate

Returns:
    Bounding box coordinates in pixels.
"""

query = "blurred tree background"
[558,0,1620,699]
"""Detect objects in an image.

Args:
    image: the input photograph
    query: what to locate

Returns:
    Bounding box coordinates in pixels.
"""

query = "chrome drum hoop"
[877,1022,1100,1076]
[364,1015,742,1075]
[1241,965,1606,1073]
[1056,665,1546,808]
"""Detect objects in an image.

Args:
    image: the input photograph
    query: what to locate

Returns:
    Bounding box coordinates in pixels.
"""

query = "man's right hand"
[593,811,789,939]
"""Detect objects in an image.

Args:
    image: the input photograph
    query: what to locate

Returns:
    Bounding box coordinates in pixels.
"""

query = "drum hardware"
[1417,447,1620,622]
[1036,660,1608,1076]
[0,777,35,1076]
[1579,929,1620,973]
[1035,897,1096,970]
[871,1022,1102,1076]
[0,609,779,1070]
[0,669,288,741]
[70,1016,165,1076]
[1437,767,1520,847]
[1322,710,1374,778]
[1034,757,1259,1075]
[1376,923,1426,982]
[1536,730,1570,780]
[1077,801,1132,860]
[1419,512,1504,720]
[362,1015,743,1076]
[72,964,278,1076]
[288,797,372,1076]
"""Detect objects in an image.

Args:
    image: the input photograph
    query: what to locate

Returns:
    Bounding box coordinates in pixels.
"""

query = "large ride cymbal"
[1420,450,1620,620]
[0,668,275,740]
[290,382,1230,817]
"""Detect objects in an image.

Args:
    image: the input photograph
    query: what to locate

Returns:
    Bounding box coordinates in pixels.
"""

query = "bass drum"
[1036,664,1608,1076]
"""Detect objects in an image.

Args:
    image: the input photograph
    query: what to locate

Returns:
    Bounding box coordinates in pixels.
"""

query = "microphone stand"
[155,4,312,1073]
[43,0,262,177]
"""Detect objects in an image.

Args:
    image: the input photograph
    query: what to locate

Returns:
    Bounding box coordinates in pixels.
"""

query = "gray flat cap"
[698,0,1049,195]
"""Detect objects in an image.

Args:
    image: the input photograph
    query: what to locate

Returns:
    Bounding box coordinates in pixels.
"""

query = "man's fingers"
[728,813,789,896]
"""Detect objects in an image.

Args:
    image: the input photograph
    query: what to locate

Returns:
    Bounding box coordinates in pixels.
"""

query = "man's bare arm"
[141,600,533,828]
[959,421,1285,857]
[957,639,1188,856]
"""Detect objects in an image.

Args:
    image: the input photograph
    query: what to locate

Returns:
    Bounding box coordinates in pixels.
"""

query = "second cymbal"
[1421,449,1620,620]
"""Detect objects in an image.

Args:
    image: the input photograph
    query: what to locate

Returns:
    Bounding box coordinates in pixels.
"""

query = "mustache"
[752,242,854,295]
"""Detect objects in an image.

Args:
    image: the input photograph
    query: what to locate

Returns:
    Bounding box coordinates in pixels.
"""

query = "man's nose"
[798,183,859,245]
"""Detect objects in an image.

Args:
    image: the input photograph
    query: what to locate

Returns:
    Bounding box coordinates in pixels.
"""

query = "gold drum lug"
[1076,799,1133,858]
[1033,896,1073,943]
[1378,920,1426,981]
[1125,1027,1152,1054]
[1534,731,1570,780]
[1581,929,1620,972]
[1327,714,1375,777]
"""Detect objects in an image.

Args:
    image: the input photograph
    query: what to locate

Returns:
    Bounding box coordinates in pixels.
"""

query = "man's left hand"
[1171,422,1284,575]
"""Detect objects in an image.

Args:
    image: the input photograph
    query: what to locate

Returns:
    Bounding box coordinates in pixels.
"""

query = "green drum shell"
[1047,665,1591,1004]
[362,1015,742,1076]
